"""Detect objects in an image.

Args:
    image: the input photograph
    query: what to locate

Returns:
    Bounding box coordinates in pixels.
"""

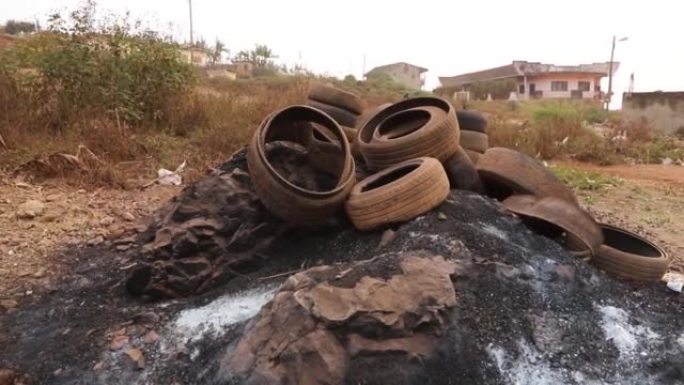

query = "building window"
[551,81,568,92]
[578,81,590,91]
[519,84,525,94]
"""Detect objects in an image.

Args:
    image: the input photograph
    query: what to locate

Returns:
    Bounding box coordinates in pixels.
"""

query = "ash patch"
[172,286,277,343]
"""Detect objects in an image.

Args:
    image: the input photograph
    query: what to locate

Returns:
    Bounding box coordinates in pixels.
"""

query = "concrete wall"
[520,74,601,99]
[376,63,425,89]
[622,92,684,136]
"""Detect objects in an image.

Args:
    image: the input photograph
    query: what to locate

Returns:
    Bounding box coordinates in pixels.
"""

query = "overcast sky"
[2,0,683,107]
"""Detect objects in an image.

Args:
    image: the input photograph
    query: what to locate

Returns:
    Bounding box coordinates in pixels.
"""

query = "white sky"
[2,0,683,107]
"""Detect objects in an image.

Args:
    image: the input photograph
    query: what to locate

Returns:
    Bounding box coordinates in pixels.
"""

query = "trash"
[157,168,182,186]
[664,272,684,293]
[143,160,187,188]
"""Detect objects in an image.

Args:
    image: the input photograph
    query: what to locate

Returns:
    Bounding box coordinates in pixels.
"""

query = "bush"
[0,1,195,134]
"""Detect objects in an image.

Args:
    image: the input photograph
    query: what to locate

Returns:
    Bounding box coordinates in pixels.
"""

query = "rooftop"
[439,61,619,88]
[365,61,429,76]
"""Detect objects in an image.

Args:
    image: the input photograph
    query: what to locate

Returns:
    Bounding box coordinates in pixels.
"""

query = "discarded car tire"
[459,130,489,153]
[456,110,487,133]
[503,195,603,256]
[476,147,578,204]
[342,126,357,143]
[443,146,483,192]
[345,157,450,230]
[247,105,355,225]
[307,100,358,128]
[592,224,669,282]
[464,149,481,164]
[308,84,365,114]
[357,97,460,170]
[352,103,392,160]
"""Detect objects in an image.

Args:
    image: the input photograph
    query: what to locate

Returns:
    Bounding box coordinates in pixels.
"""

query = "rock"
[45,194,62,202]
[109,335,129,351]
[378,229,396,249]
[437,212,447,220]
[223,253,458,384]
[87,236,105,246]
[100,216,115,226]
[0,369,16,385]
[16,200,46,219]
[53,368,63,376]
[143,330,159,344]
[115,244,131,251]
[132,311,160,325]
[122,212,135,222]
[33,268,46,279]
[124,348,145,370]
[92,361,104,371]
[0,300,18,310]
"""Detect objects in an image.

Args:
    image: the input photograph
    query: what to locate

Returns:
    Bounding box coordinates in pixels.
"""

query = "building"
[622,92,684,136]
[365,62,428,90]
[202,64,237,80]
[438,61,619,100]
[180,46,210,67]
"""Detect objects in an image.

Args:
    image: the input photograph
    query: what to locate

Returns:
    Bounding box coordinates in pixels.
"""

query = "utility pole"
[606,35,628,111]
[188,0,194,45]
[188,0,195,63]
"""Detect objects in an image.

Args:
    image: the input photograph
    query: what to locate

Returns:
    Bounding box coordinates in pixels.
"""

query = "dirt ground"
[0,179,179,305]
[559,162,684,273]
[0,162,682,312]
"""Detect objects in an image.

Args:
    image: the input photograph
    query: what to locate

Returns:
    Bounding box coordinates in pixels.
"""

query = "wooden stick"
[257,269,302,281]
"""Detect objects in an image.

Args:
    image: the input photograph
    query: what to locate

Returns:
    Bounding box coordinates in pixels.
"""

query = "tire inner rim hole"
[362,164,420,192]
[603,228,661,256]
[313,127,334,143]
[376,109,430,140]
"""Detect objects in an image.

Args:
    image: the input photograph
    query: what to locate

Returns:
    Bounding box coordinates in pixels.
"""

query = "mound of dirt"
[1,151,683,385]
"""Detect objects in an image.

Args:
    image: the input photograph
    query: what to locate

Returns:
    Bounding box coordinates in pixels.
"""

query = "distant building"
[180,46,210,67]
[438,61,619,100]
[622,92,684,136]
[365,62,428,90]
[202,64,237,80]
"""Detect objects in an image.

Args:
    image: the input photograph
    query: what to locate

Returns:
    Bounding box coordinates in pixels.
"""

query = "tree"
[208,39,229,65]
[4,20,37,35]
[253,44,277,66]
[233,44,277,67]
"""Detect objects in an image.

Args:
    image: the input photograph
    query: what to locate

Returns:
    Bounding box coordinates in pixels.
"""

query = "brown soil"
[0,178,179,300]
[558,162,684,272]
[562,161,684,186]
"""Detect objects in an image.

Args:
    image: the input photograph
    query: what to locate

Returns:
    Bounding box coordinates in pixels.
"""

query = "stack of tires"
[306,85,365,143]
[346,96,475,230]
[456,110,489,164]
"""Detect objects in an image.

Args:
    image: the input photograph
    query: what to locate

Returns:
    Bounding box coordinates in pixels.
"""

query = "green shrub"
[0,1,195,133]
[584,107,608,124]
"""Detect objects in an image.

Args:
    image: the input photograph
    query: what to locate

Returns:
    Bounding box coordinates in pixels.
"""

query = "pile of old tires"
[456,110,489,164]
[306,85,365,143]
[247,84,669,284]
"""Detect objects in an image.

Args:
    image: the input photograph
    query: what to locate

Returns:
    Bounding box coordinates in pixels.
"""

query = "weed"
[549,165,622,191]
